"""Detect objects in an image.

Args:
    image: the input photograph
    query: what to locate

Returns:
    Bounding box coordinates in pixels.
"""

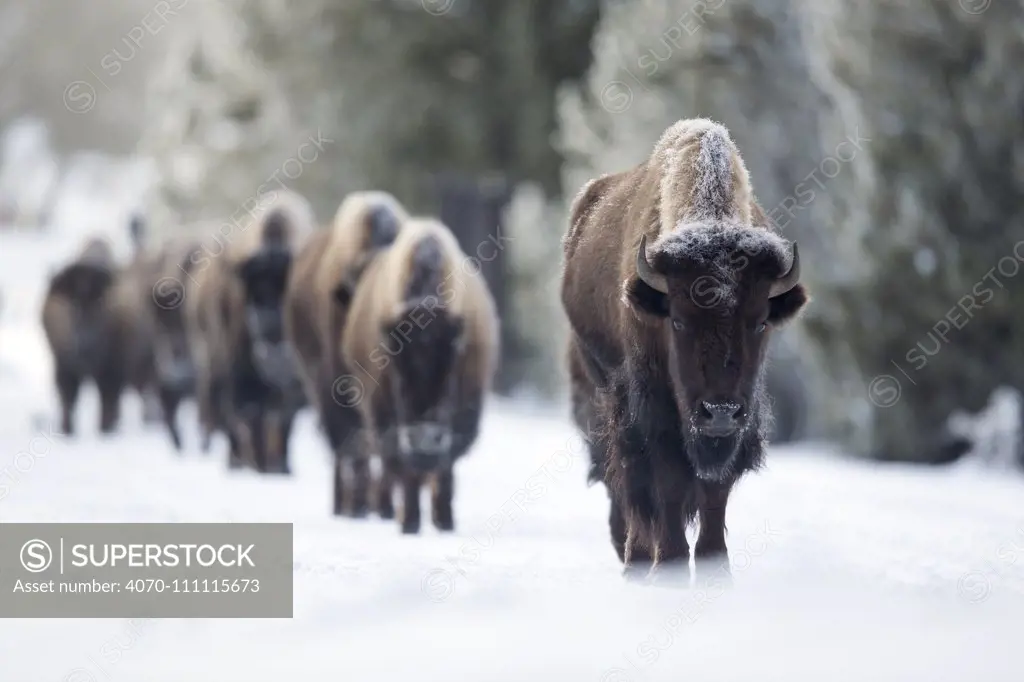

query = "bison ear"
[623,276,669,318]
[767,283,809,326]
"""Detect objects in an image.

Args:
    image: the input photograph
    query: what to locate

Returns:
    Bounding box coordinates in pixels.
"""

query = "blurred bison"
[144,237,204,451]
[562,119,808,581]
[341,217,499,534]
[284,191,406,516]
[185,190,314,473]
[41,237,152,435]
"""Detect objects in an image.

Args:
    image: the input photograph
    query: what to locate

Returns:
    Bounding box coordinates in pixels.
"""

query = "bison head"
[381,300,466,473]
[50,261,116,365]
[235,247,300,391]
[50,261,115,308]
[332,203,404,308]
[625,225,808,480]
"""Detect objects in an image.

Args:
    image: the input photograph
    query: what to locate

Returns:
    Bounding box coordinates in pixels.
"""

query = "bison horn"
[636,235,668,294]
[769,242,801,298]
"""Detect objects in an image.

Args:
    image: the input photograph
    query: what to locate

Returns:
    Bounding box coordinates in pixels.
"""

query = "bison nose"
[698,401,743,436]
[701,401,742,419]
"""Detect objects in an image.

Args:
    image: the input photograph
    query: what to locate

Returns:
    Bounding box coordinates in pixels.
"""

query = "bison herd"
[41,188,498,535]
[39,118,807,578]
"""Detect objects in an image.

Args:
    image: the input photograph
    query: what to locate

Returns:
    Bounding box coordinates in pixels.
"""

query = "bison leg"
[158,384,183,452]
[277,410,295,475]
[695,482,732,580]
[399,470,423,535]
[614,502,654,580]
[349,457,371,518]
[55,365,80,436]
[140,388,163,425]
[623,526,655,581]
[431,468,455,532]
[248,410,268,472]
[226,429,246,469]
[262,411,283,474]
[377,464,395,519]
[332,456,346,516]
[197,374,225,454]
[96,376,122,435]
[648,499,691,585]
[610,501,625,563]
[326,408,364,515]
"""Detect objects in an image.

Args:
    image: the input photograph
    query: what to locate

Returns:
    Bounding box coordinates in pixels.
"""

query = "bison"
[284,191,407,517]
[341,217,499,534]
[185,190,315,473]
[144,237,204,451]
[41,236,153,436]
[561,118,809,581]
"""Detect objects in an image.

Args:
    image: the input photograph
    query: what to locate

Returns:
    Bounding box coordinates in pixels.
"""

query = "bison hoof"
[378,505,395,520]
[693,554,732,584]
[400,521,421,535]
[622,563,651,582]
[433,518,455,532]
[646,562,692,588]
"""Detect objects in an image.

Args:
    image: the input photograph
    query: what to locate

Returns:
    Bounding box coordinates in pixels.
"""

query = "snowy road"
[1,232,1023,680]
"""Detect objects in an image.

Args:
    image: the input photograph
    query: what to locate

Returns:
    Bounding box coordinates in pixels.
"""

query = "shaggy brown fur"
[341,217,499,534]
[185,189,315,473]
[41,236,153,436]
[562,118,809,582]
[283,190,407,516]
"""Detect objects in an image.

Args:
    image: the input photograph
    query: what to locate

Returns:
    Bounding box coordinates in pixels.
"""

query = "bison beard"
[563,119,809,584]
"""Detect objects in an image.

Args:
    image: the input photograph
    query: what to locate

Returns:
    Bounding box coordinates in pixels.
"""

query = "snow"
[1,229,1024,681]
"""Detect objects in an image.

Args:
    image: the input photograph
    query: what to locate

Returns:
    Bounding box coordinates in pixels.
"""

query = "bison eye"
[672,319,685,331]
[755,322,767,334]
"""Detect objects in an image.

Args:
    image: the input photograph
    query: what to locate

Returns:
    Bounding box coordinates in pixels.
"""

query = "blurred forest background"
[1,0,1022,470]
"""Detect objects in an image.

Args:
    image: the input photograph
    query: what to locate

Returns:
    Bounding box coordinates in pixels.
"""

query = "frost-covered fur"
[650,221,794,310]
[645,119,794,309]
[654,118,754,228]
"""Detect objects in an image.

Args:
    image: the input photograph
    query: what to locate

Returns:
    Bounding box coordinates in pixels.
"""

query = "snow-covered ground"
[1,230,1023,681]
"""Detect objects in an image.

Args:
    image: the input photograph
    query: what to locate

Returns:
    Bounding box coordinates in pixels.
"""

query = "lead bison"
[562,119,809,581]
[341,217,499,533]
